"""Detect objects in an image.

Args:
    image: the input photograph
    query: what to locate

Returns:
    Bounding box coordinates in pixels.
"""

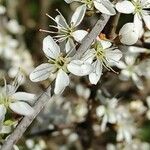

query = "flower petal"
[134,14,143,37]
[94,0,116,15]
[72,30,88,43]
[30,63,55,82]
[115,1,135,14]
[54,69,70,94]
[89,60,102,85]
[43,36,60,59]
[65,38,76,54]
[55,14,69,29]
[67,60,93,76]
[131,73,144,90]
[71,4,86,27]
[100,40,112,49]
[6,84,16,95]
[64,0,78,3]
[119,23,139,45]
[9,102,34,116]
[0,104,6,121]
[105,49,122,63]
[142,14,150,30]
[11,92,36,103]
[96,105,105,117]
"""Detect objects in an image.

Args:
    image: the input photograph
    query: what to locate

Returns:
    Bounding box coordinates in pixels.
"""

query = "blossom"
[7,19,24,34]
[0,77,35,120]
[0,33,18,59]
[30,35,92,94]
[64,0,116,16]
[116,0,150,33]
[41,5,88,45]
[116,52,144,90]
[96,97,119,132]
[116,117,136,143]
[82,38,122,84]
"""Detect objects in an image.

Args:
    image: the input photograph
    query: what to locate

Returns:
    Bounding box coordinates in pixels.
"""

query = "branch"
[1,14,110,150]
[109,13,120,39]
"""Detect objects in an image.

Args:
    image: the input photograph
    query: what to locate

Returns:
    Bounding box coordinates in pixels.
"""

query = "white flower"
[116,52,144,90]
[0,5,6,14]
[64,0,116,16]
[30,35,92,94]
[116,0,150,32]
[41,5,88,45]
[76,84,90,99]
[0,34,18,59]
[0,77,35,120]
[82,38,122,84]
[7,19,23,34]
[116,117,136,143]
[96,98,118,132]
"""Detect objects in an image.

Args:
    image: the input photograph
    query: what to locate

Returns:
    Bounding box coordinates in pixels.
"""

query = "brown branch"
[109,13,120,40]
[1,14,110,150]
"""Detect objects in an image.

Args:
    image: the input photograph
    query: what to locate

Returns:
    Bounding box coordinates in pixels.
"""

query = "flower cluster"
[0,0,150,149]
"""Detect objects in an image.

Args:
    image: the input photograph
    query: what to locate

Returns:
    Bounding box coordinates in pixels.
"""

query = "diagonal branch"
[1,14,110,150]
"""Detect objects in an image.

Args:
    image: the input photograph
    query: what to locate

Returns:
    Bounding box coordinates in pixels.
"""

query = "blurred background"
[0,0,150,150]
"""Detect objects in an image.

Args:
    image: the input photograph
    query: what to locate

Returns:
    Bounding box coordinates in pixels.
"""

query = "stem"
[109,13,120,40]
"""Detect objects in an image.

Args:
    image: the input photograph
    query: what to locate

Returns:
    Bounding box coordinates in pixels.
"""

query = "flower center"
[132,1,143,14]
[49,54,69,72]
[94,42,106,61]
[93,42,116,73]
[81,0,94,9]
[60,26,75,39]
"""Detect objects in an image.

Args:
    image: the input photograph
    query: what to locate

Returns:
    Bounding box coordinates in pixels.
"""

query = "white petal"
[30,63,55,82]
[89,60,102,85]
[55,14,69,29]
[128,46,148,53]
[54,69,70,94]
[99,40,112,49]
[65,38,76,53]
[142,14,150,30]
[96,106,105,117]
[94,0,116,15]
[116,61,127,69]
[6,84,16,95]
[119,23,139,45]
[72,30,88,42]
[81,49,95,64]
[131,73,144,90]
[120,70,131,80]
[67,60,93,76]
[64,0,77,3]
[101,115,108,132]
[134,14,143,37]
[11,92,36,103]
[71,4,86,27]
[115,1,135,14]
[125,53,136,66]
[43,36,60,59]
[9,102,34,116]
[117,128,124,141]
[105,49,122,63]
[0,104,6,121]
